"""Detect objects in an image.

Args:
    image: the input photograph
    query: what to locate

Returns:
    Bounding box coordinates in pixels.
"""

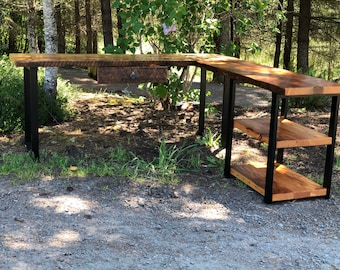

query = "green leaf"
[155,85,169,99]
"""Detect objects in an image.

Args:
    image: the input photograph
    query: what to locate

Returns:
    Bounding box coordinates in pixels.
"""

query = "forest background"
[0,0,339,133]
[0,0,339,77]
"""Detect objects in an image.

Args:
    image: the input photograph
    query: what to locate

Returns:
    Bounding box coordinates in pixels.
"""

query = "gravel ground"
[1,175,339,270]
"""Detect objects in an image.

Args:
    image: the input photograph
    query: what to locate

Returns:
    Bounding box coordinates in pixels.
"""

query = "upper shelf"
[234,118,332,148]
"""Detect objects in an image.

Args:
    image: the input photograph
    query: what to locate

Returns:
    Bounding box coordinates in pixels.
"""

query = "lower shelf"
[231,163,327,202]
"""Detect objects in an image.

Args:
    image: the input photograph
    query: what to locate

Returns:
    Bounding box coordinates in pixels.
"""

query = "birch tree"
[42,0,58,97]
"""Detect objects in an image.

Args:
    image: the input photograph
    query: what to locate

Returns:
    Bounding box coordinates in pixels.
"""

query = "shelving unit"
[198,59,340,203]
[231,117,332,201]
[231,116,332,202]
[234,118,332,148]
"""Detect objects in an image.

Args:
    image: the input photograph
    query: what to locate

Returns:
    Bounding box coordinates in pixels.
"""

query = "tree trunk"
[55,3,66,53]
[74,0,81,53]
[101,0,113,47]
[117,7,125,53]
[36,9,45,52]
[213,14,230,82]
[273,0,283,68]
[8,12,18,53]
[42,0,58,97]
[283,0,294,70]
[93,30,98,53]
[27,0,39,53]
[230,0,240,58]
[85,0,92,53]
[297,0,311,73]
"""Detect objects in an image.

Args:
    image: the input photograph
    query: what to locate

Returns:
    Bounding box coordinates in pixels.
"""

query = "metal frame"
[24,67,39,160]
[264,93,280,203]
[222,77,236,178]
[198,67,207,136]
[324,96,340,198]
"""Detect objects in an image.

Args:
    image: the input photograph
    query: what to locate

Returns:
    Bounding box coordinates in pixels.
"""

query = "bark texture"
[297,0,311,73]
[27,0,39,53]
[101,0,113,47]
[42,0,58,97]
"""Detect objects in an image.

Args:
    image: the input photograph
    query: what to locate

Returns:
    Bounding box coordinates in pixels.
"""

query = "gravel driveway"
[1,175,339,270]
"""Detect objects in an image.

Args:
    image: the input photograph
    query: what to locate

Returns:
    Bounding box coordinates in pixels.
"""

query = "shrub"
[0,55,25,132]
[0,55,74,133]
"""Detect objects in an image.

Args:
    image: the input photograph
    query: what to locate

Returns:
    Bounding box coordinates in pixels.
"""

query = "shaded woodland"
[0,0,338,79]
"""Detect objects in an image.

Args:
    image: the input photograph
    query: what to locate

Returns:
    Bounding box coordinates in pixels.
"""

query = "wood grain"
[231,163,327,202]
[198,58,340,96]
[10,53,340,97]
[9,53,203,67]
[234,118,332,148]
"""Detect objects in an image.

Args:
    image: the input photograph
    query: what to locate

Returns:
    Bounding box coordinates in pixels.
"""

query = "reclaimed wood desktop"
[9,53,340,203]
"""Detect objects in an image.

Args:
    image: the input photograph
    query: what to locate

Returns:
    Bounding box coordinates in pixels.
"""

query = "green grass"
[197,128,221,150]
[335,156,340,170]
[0,139,216,185]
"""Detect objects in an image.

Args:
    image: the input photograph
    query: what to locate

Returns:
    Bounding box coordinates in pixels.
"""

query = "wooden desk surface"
[198,59,340,96]
[9,53,216,67]
[10,53,340,97]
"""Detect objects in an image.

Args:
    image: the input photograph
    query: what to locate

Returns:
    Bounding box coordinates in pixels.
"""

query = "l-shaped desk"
[9,53,340,203]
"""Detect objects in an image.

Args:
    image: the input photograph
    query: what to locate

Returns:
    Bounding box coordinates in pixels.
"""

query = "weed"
[236,179,248,188]
[109,146,131,163]
[334,156,340,170]
[151,137,200,183]
[100,185,110,192]
[205,104,218,116]
[259,142,268,151]
[0,152,46,184]
[197,128,221,149]
[205,156,224,172]
[0,139,218,186]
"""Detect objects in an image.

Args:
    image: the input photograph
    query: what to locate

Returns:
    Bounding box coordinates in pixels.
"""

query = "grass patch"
[335,155,340,171]
[0,140,213,185]
[197,128,221,150]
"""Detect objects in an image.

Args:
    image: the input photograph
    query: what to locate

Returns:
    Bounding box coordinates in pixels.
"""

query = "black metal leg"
[222,77,236,178]
[24,67,39,160]
[264,93,280,203]
[277,98,289,163]
[324,95,339,198]
[197,67,207,136]
[24,68,32,150]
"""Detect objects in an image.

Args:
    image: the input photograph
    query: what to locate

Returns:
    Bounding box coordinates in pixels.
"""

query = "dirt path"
[0,68,339,269]
[58,67,271,107]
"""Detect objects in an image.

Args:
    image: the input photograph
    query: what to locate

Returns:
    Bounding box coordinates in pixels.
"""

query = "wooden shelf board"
[234,118,332,148]
[231,163,327,202]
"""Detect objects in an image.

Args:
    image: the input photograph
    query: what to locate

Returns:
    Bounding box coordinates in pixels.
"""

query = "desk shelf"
[231,116,333,202]
[234,118,332,148]
[231,163,327,202]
